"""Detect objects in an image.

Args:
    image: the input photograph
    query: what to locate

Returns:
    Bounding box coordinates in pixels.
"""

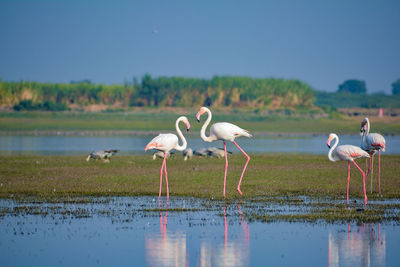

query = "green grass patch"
[0,110,399,134]
[1,154,399,200]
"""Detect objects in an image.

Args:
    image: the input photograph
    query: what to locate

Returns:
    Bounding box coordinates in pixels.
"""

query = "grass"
[0,154,399,199]
[1,154,399,223]
[1,110,399,134]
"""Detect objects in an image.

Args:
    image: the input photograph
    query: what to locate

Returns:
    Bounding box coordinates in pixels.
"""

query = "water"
[0,134,399,155]
[0,197,399,267]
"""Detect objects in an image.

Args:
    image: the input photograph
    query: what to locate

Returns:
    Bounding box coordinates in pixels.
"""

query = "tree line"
[0,75,315,111]
[1,76,399,111]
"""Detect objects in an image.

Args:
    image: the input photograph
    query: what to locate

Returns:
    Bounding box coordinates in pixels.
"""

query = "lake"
[0,196,398,267]
[0,134,399,155]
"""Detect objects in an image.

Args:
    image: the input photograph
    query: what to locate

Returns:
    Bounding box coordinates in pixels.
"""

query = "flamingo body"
[210,122,252,142]
[333,145,370,162]
[327,133,369,205]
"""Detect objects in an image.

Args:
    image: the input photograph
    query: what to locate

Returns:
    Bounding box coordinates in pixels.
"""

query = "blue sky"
[0,0,399,93]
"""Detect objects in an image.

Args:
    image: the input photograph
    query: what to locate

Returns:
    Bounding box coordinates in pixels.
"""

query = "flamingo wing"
[145,133,178,152]
[336,145,370,161]
[211,122,252,141]
[366,133,386,152]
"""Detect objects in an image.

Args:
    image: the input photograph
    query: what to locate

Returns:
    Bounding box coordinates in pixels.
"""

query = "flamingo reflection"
[199,202,250,267]
[145,199,188,267]
[328,223,385,267]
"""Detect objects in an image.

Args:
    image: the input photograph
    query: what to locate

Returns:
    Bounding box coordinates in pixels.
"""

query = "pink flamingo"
[145,116,190,199]
[196,107,252,197]
[360,117,386,194]
[327,133,370,205]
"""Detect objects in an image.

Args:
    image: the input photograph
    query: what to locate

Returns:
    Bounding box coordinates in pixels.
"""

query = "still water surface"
[0,197,399,267]
[0,135,399,155]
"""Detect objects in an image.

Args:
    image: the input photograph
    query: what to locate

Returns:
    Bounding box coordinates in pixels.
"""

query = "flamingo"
[145,116,190,199]
[360,117,386,194]
[327,133,370,205]
[196,107,252,196]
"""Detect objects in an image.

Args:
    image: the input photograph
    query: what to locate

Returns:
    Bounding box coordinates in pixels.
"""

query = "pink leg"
[352,160,367,205]
[378,150,381,194]
[367,156,372,193]
[347,161,350,205]
[223,141,228,197]
[371,154,374,193]
[159,156,166,198]
[232,140,250,196]
[164,154,169,199]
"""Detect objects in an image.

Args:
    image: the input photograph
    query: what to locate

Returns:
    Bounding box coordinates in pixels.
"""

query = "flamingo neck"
[361,118,370,144]
[200,108,216,142]
[174,117,187,151]
[328,134,338,162]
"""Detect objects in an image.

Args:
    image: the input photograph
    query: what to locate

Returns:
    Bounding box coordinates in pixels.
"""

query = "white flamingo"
[360,117,386,194]
[145,116,190,199]
[327,133,370,205]
[196,107,252,196]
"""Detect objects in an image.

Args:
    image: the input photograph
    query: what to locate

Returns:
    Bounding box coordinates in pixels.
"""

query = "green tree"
[338,79,367,94]
[392,79,400,95]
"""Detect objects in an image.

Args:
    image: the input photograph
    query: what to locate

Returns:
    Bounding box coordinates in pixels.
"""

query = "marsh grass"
[0,154,399,201]
[1,111,399,134]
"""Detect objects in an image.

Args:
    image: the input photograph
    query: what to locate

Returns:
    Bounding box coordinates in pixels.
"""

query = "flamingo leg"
[347,161,350,205]
[232,140,250,196]
[352,160,368,205]
[223,141,228,197]
[378,150,381,194]
[367,155,372,193]
[163,154,169,199]
[159,155,166,198]
[371,154,374,193]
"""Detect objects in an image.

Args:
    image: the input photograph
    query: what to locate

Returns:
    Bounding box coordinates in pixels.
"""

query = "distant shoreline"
[0,130,397,137]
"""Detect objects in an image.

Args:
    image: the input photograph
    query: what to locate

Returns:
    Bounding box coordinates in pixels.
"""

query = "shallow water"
[0,134,399,155]
[0,197,399,267]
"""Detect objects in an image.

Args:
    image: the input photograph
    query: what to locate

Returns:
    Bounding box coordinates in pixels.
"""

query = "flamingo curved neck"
[175,117,187,151]
[200,108,216,142]
[328,134,338,162]
[362,118,370,141]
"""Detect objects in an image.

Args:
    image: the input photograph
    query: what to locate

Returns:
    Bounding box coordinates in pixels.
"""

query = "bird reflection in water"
[328,223,385,267]
[145,199,187,267]
[199,202,250,267]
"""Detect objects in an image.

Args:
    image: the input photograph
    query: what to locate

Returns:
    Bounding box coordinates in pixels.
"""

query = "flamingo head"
[196,107,206,122]
[326,133,335,148]
[183,117,191,131]
[360,118,368,135]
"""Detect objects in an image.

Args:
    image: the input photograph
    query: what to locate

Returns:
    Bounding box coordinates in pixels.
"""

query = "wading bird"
[145,116,190,199]
[193,148,208,157]
[327,133,370,205]
[86,149,119,163]
[183,148,193,161]
[207,147,232,158]
[152,151,172,160]
[196,107,252,196]
[360,117,386,194]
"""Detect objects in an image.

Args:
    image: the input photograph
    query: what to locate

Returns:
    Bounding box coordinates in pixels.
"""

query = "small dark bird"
[86,149,119,163]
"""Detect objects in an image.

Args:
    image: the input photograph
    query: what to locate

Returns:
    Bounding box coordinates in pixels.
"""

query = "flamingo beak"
[186,121,191,132]
[326,139,331,149]
[196,111,201,122]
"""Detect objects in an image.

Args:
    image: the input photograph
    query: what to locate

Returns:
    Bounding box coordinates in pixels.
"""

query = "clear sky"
[0,0,399,93]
